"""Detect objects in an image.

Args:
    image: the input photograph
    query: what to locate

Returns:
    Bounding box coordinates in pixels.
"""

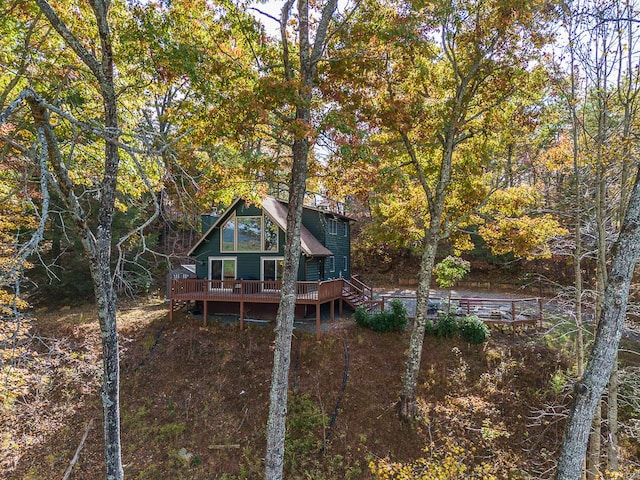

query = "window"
[220,214,279,252]
[262,258,285,281]
[222,218,235,251]
[329,256,335,272]
[328,218,338,235]
[262,257,284,291]
[209,257,236,289]
[343,222,348,237]
[237,217,261,251]
[264,215,278,252]
[343,256,348,273]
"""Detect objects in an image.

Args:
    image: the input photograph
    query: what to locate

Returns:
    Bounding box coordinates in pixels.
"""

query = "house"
[188,196,352,284]
[169,195,374,338]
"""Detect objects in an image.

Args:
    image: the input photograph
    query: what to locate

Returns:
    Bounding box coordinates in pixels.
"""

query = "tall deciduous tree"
[324,0,554,420]
[551,1,640,476]
[555,166,640,479]
[34,1,123,477]
[263,1,338,478]
[1,0,125,476]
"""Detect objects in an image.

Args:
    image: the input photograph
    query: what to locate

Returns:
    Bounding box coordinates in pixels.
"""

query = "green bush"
[434,313,458,338]
[458,315,490,344]
[354,307,370,328]
[424,319,436,335]
[355,299,407,332]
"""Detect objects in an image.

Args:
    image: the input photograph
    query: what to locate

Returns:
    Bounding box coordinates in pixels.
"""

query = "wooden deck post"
[339,298,343,316]
[240,301,244,330]
[316,303,321,340]
[330,299,335,322]
[203,301,208,327]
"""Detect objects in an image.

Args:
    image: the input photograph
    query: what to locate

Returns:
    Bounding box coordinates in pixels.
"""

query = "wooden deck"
[169,278,345,338]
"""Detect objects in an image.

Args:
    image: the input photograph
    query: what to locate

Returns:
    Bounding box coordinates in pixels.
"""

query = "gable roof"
[261,197,333,257]
[187,196,333,257]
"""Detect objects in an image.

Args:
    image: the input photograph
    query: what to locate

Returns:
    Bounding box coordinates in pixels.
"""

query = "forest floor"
[3,294,639,479]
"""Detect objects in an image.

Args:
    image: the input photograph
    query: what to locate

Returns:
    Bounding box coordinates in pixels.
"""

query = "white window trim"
[208,256,237,291]
[328,218,338,235]
[261,257,285,292]
[220,213,279,253]
[329,256,335,273]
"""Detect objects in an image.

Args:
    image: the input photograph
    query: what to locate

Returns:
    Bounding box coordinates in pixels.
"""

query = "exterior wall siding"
[191,199,350,283]
[323,219,350,279]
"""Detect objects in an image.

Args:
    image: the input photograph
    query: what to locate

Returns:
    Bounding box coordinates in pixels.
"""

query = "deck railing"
[171,278,343,303]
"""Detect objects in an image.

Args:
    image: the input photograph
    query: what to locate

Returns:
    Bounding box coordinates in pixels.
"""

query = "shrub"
[458,315,490,344]
[433,255,471,288]
[355,300,408,333]
[434,313,458,338]
[354,307,370,328]
[424,319,436,335]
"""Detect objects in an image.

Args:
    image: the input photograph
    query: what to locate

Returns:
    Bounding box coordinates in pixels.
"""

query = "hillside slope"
[6,301,571,479]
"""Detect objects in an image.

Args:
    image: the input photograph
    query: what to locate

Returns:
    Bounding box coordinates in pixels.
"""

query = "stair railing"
[348,275,373,301]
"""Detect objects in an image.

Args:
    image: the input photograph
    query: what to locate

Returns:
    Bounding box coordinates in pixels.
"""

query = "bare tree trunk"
[586,407,601,480]
[399,132,455,420]
[34,1,124,477]
[556,166,640,480]
[264,135,308,479]
[264,1,337,478]
[607,360,619,470]
[399,234,438,419]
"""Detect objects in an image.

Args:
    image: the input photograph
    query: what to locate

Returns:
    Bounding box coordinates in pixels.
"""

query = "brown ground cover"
[4,298,578,479]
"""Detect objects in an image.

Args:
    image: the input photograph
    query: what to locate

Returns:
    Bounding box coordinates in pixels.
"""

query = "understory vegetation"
[354,299,408,332]
[426,313,491,344]
[5,300,640,479]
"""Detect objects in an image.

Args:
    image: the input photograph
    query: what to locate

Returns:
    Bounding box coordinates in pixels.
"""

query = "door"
[262,257,284,291]
[209,257,236,290]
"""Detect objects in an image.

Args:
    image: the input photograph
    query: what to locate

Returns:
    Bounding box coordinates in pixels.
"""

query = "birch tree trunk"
[33,1,124,477]
[399,134,455,420]
[556,166,640,479]
[264,1,337,478]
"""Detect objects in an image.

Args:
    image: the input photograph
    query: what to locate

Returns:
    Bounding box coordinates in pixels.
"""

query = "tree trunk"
[264,136,308,479]
[586,406,601,480]
[264,0,337,477]
[399,133,455,421]
[399,234,438,419]
[607,359,619,470]
[34,1,124,477]
[555,166,640,480]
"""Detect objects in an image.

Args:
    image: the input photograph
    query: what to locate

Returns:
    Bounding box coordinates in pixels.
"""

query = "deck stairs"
[342,276,382,312]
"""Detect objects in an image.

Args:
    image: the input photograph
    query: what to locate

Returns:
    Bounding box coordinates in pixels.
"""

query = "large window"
[237,217,261,251]
[221,214,279,252]
[264,216,278,252]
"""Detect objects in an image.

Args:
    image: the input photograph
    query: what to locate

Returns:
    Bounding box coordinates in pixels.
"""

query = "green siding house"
[188,196,352,285]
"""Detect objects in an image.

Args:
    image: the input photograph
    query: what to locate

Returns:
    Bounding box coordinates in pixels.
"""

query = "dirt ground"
[2,296,625,479]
